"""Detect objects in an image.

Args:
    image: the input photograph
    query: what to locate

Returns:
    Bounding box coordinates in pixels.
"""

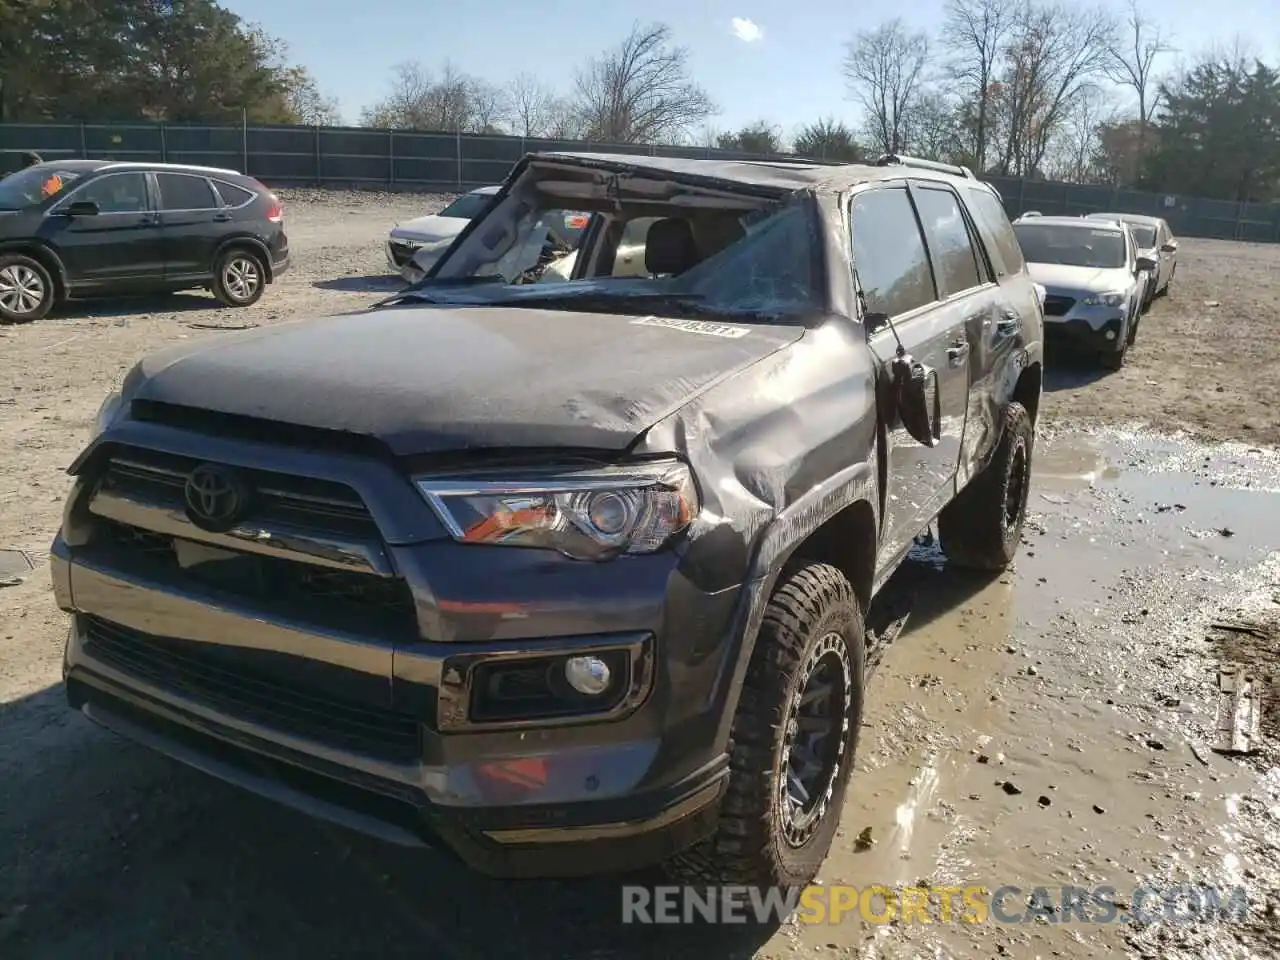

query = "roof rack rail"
[875,153,977,179]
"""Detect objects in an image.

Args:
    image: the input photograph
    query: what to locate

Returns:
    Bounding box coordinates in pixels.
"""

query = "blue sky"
[222,0,1276,135]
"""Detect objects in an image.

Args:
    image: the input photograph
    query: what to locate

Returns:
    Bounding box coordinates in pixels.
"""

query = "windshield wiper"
[371,275,508,308]
[499,290,706,311]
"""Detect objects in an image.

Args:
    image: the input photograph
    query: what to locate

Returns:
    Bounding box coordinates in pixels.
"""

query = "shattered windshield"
[437,192,494,219]
[1014,223,1127,269]
[406,194,822,322]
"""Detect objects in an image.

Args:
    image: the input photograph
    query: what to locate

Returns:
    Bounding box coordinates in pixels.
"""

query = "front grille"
[1043,294,1075,317]
[98,520,417,637]
[388,241,417,267]
[98,445,378,539]
[82,616,422,763]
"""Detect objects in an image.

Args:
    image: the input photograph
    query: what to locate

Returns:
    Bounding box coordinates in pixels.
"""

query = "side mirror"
[892,353,941,448]
[1136,255,1156,273]
[65,200,100,217]
[1160,241,1177,253]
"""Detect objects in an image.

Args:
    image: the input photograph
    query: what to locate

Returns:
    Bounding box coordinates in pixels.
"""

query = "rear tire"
[0,254,55,324]
[666,561,865,889]
[212,248,266,307]
[939,401,1034,571]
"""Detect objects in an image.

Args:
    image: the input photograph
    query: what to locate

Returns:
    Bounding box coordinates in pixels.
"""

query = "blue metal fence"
[3,121,1278,242]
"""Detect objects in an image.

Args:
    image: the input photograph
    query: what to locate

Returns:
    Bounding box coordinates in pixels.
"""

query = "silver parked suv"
[1012,215,1153,369]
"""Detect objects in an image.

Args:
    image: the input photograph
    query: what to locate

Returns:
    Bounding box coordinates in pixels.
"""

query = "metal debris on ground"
[1212,664,1262,756]
[184,321,260,330]
[0,548,34,580]
[854,826,875,851]
[1209,621,1274,641]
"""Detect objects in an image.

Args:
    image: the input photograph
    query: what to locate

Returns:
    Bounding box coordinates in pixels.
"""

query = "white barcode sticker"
[630,315,749,339]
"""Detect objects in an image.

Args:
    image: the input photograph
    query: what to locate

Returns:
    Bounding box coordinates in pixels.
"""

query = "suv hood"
[1025,262,1132,292]
[129,305,804,455]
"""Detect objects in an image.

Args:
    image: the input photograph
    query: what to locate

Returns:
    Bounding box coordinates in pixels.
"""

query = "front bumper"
[1043,315,1124,352]
[63,640,724,877]
[386,237,445,283]
[49,429,743,876]
[386,238,415,274]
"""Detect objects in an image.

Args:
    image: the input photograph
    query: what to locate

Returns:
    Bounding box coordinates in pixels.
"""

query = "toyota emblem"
[184,463,249,531]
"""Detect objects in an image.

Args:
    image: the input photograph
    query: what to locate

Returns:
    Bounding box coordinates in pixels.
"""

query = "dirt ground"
[1039,236,1280,447]
[2,192,1279,959]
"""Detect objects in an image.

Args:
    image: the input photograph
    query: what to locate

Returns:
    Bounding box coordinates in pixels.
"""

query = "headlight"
[89,390,123,441]
[1081,291,1127,307]
[415,460,699,561]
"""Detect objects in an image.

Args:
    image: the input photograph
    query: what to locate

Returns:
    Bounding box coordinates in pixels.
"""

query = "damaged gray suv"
[52,151,1043,888]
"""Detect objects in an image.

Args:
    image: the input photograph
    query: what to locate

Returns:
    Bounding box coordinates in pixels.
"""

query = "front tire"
[1100,339,1127,369]
[212,248,266,307]
[939,401,1034,571]
[667,562,865,889]
[0,254,55,324]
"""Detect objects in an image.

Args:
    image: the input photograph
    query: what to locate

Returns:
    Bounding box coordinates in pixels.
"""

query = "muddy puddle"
[768,428,1280,959]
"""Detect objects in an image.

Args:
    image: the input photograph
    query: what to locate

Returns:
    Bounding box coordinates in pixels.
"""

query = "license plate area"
[173,538,267,596]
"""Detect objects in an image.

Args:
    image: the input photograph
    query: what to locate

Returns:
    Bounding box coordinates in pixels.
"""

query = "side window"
[213,181,254,207]
[71,173,149,214]
[912,186,983,296]
[963,186,1025,277]
[156,173,218,211]
[612,216,661,277]
[849,187,936,318]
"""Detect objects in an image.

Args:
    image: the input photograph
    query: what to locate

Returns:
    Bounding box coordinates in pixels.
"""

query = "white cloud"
[731,17,764,43]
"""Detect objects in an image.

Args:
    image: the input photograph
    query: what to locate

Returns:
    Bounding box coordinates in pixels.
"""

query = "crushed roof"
[527,150,992,195]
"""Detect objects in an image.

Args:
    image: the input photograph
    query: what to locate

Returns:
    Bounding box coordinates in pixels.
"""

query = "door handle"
[213,212,232,222]
[947,340,970,366]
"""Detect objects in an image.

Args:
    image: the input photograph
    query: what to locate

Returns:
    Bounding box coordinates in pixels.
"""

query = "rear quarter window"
[962,187,1025,277]
[213,181,255,207]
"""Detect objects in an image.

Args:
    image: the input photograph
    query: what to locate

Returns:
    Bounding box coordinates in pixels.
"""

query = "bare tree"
[360,60,499,133]
[941,0,1014,172]
[903,90,967,162]
[277,65,342,126]
[694,124,722,148]
[1046,84,1113,180]
[468,78,506,133]
[573,21,716,143]
[503,73,556,137]
[541,99,585,140]
[991,2,1116,177]
[1105,0,1173,166]
[843,19,932,155]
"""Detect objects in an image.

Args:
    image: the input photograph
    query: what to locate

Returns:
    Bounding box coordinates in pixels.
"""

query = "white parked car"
[386,186,501,283]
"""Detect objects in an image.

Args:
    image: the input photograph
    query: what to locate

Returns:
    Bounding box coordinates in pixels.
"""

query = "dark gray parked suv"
[52,151,1043,888]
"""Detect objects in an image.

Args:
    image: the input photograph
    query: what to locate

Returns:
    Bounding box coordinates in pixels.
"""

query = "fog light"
[564,655,612,695]
[1105,330,1117,340]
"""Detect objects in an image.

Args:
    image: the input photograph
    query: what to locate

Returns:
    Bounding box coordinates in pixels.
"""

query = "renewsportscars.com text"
[621,884,1251,926]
